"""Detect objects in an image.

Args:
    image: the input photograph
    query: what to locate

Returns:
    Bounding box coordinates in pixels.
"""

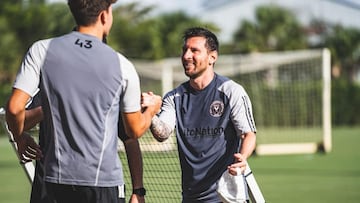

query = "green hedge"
[0,83,11,136]
[0,82,11,107]
[332,78,360,126]
[239,81,323,127]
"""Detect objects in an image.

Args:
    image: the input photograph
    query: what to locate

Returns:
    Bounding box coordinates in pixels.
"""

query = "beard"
[183,61,196,78]
[184,65,207,79]
[182,59,209,79]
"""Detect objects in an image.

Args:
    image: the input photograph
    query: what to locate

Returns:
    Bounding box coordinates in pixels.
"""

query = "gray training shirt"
[159,74,256,202]
[13,31,141,187]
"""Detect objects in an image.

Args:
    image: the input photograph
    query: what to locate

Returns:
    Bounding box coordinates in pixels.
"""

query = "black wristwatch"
[133,187,146,196]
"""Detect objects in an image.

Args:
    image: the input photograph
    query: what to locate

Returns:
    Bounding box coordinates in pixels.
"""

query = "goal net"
[218,49,332,155]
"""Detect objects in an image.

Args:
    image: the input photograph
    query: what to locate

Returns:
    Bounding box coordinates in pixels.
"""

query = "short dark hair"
[68,0,117,26]
[183,27,219,52]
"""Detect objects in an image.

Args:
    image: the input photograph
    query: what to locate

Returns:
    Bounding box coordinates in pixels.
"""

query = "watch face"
[133,188,146,196]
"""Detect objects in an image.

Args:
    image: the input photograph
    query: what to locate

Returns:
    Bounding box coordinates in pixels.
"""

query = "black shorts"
[45,182,125,203]
[30,161,125,203]
[30,161,50,203]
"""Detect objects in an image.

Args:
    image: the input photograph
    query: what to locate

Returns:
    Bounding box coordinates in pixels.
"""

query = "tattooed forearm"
[150,116,172,142]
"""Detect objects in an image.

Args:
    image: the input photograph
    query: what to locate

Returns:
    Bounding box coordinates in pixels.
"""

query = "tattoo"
[150,116,172,142]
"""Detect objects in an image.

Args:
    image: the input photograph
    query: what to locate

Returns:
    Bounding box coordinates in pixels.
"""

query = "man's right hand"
[15,132,42,163]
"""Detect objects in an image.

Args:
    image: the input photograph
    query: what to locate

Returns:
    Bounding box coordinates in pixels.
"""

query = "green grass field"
[1,127,359,203]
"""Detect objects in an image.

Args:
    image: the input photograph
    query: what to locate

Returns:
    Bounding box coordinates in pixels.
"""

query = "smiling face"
[181,36,217,79]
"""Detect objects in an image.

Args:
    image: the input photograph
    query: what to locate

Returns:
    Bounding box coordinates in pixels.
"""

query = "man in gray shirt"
[6,0,161,202]
[146,27,256,202]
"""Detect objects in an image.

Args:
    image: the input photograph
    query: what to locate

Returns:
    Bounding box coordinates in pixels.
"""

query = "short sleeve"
[13,39,50,97]
[117,53,141,113]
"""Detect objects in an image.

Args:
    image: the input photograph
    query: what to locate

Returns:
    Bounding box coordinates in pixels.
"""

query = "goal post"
[248,48,332,155]
[322,48,332,153]
[135,48,332,156]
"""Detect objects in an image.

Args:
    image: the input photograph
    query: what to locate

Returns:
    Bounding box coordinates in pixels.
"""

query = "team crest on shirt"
[209,101,224,117]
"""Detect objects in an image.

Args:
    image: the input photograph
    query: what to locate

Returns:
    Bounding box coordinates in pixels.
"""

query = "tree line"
[0,1,359,125]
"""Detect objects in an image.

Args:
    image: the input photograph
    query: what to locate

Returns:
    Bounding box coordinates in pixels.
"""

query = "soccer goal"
[222,49,332,155]
[134,48,332,156]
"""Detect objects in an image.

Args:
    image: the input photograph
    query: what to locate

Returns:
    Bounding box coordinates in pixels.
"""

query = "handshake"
[141,92,162,115]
